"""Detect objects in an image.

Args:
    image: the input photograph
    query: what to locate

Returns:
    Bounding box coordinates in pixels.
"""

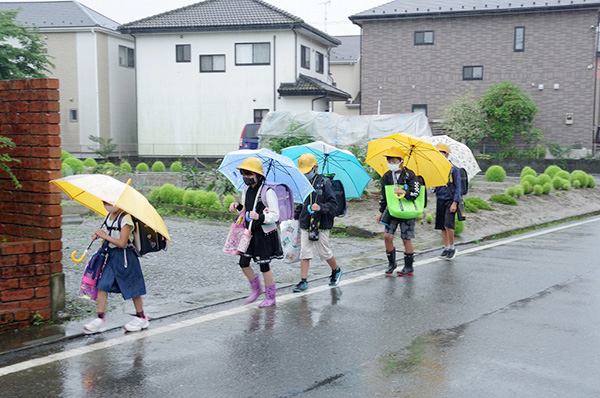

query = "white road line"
[1,217,598,377]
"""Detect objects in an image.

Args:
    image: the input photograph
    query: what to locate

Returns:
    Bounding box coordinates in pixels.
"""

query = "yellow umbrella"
[52,174,171,242]
[366,133,453,187]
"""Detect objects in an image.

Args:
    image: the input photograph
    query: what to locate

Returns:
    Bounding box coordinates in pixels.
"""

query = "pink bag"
[223,215,245,255]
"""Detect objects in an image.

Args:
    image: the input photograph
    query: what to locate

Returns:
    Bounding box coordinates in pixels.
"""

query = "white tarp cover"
[258,111,432,146]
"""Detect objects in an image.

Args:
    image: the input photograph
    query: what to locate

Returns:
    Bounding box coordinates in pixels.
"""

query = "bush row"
[149,183,235,212]
[505,165,595,198]
[60,151,183,176]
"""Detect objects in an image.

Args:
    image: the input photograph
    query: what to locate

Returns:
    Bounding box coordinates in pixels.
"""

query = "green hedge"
[485,165,506,182]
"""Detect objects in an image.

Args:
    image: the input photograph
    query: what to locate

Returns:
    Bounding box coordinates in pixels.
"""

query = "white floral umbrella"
[423,135,481,180]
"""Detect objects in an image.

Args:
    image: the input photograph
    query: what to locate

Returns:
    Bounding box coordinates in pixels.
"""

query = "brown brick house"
[350,0,600,150]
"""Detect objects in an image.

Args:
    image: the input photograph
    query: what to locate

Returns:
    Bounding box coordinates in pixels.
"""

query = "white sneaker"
[124,316,149,332]
[83,318,107,334]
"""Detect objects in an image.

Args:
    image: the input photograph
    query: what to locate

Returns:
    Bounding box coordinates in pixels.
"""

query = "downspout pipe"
[312,94,327,111]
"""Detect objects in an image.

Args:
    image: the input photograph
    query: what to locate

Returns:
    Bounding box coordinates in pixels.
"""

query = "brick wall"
[360,8,600,148]
[0,78,64,332]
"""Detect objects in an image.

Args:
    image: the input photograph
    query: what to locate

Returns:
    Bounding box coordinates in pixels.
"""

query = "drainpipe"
[292,28,298,78]
[92,28,100,145]
[312,94,327,111]
[273,35,277,111]
[593,21,600,154]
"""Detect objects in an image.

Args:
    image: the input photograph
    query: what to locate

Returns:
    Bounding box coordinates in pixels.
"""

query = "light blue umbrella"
[281,141,371,199]
[218,148,314,203]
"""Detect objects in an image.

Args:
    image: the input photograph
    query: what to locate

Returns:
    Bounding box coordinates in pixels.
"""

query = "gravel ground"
[61,216,385,320]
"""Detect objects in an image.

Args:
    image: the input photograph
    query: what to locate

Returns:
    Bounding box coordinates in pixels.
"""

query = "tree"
[441,91,488,148]
[0,9,54,79]
[87,135,117,159]
[480,80,539,147]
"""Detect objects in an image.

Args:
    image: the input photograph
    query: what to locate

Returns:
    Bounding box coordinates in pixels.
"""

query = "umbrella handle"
[71,249,88,263]
[394,193,405,200]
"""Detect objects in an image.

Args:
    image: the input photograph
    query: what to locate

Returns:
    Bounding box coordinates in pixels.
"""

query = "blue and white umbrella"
[281,141,371,199]
[218,148,314,203]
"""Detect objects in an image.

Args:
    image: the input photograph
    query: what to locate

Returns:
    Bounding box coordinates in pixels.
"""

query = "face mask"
[305,171,316,180]
[243,176,256,186]
[104,204,119,213]
[387,163,401,172]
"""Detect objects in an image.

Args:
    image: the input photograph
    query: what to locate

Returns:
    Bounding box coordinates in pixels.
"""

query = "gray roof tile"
[0,1,120,30]
[330,35,360,63]
[351,0,600,20]
[278,74,351,100]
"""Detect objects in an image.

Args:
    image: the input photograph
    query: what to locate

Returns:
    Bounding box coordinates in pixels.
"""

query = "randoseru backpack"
[323,174,347,217]
[260,183,295,224]
[450,167,469,196]
[105,212,167,257]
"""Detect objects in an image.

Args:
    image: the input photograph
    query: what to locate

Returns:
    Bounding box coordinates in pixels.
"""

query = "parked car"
[239,123,260,149]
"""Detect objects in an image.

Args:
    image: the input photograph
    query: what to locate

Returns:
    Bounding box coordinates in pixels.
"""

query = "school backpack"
[260,182,295,224]
[450,167,469,196]
[105,212,168,257]
[323,174,347,217]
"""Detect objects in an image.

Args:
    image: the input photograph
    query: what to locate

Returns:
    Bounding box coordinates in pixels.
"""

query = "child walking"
[228,157,282,307]
[83,202,148,333]
[376,147,421,276]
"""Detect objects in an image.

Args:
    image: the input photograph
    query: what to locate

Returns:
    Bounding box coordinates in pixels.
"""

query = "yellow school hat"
[237,157,264,176]
[384,146,406,159]
[436,143,450,154]
[297,153,318,174]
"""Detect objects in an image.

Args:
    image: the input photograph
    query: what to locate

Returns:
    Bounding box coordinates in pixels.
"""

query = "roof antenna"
[320,0,331,33]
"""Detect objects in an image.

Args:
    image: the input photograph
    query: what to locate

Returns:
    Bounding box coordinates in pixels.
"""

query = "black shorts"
[435,198,456,231]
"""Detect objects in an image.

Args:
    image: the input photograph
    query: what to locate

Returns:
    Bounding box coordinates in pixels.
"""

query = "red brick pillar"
[0,78,64,332]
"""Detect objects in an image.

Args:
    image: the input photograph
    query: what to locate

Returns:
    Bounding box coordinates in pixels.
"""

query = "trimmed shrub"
[570,170,588,187]
[182,190,197,207]
[61,163,73,177]
[573,180,582,189]
[556,170,570,181]
[170,161,183,173]
[464,197,493,210]
[513,185,524,197]
[172,188,185,204]
[521,174,535,185]
[521,181,533,194]
[223,194,235,210]
[542,182,552,194]
[61,150,72,161]
[587,175,596,188]
[534,174,551,186]
[149,187,161,203]
[152,161,166,172]
[195,191,222,211]
[520,166,537,179]
[454,217,465,235]
[136,162,149,172]
[544,165,562,178]
[489,194,517,205]
[159,184,178,203]
[552,176,566,190]
[63,157,84,174]
[104,162,115,168]
[562,181,571,190]
[426,213,434,223]
[83,158,98,167]
[505,186,516,197]
[120,161,132,172]
[533,184,543,195]
[485,165,506,182]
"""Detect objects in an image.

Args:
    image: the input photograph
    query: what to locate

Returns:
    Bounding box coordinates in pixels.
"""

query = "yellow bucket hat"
[436,143,450,154]
[384,146,406,159]
[297,153,318,174]
[236,157,264,176]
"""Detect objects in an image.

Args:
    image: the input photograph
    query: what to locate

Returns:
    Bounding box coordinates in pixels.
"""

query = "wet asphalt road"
[1,217,600,397]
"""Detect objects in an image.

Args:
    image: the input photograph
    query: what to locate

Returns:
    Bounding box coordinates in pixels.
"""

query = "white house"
[330,35,361,116]
[120,0,350,157]
[0,1,137,157]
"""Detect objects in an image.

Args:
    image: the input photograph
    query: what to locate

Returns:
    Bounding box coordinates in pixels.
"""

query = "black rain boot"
[397,253,414,277]
[385,249,396,275]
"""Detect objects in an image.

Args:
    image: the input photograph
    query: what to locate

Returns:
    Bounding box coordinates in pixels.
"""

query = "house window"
[415,31,434,45]
[119,45,134,67]
[200,55,226,72]
[301,45,310,69]
[412,104,427,116]
[316,51,324,74]
[254,109,269,123]
[235,43,270,65]
[176,44,191,62]
[69,109,78,122]
[514,27,525,52]
[463,66,483,80]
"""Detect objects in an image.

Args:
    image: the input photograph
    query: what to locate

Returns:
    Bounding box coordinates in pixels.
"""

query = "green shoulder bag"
[385,185,425,219]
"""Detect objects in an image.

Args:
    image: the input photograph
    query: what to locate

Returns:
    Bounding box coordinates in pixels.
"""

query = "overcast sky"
[3,0,387,35]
